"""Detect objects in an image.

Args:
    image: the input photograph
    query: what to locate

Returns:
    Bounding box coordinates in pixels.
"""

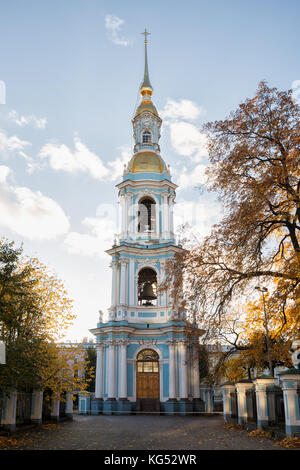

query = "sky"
[0,0,299,341]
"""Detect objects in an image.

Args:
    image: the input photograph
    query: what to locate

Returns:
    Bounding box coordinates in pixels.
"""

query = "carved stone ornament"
[98,310,104,322]
[141,113,152,127]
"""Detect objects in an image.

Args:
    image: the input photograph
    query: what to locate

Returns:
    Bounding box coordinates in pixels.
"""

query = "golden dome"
[135,100,159,118]
[129,152,165,173]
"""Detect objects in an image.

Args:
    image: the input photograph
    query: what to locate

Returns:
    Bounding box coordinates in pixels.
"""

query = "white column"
[124,195,128,235]
[168,342,176,399]
[119,341,128,399]
[111,260,118,306]
[120,259,128,305]
[127,194,134,235]
[65,392,74,418]
[180,342,188,399]
[1,392,17,432]
[192,346,200,399]
[221,383,236,422]
[120,195,126,238]
[280,372,300,437]
[236,381,254,425]
[169,196,174,238]
[129,259,135,306]
[95,345,104,399]
[254,377,277,429]
[107,341,116,399]
[51,398,60,421]
[162,193,169,238]
[30,389,43,424]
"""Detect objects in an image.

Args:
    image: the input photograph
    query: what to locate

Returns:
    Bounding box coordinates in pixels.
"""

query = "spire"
[140,28,153,96]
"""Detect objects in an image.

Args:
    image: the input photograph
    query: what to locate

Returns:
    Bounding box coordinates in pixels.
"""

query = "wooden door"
[136,349,160,399]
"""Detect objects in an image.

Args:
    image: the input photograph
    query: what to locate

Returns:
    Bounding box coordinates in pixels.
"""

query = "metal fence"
[213,400,223,412]
[246,387,257,423]
[0,395,3,425]
[42,389,52,421]
[59,392,66,418]
[267,387,285,427]
[16,392,32,424]
[230,391,238,420]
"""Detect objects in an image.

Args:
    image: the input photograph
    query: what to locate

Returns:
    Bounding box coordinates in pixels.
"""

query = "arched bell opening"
[138,267,157,306]
[137,197,156,233]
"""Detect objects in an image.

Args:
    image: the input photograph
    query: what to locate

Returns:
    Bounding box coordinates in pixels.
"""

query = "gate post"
[221,382,235,423]
[51,397,60,422]
[235,380,253,426]
[254,376,277,430]
[65,392,74,420]
[31,389,43,425]
[278,369,300,438]
[1,392,17,432]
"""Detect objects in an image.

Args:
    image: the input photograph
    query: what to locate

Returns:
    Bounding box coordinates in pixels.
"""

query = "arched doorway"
[136,349,160,412]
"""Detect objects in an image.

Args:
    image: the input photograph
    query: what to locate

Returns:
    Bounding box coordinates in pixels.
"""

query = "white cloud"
[0,129,31,154]
[39,136,110,180]
[0,129,37,173]
[107,145,131,181]
[159,98,208,163]
[0,165,70,240]
[160,99,205,121]
[64,206,118,258]
[174,163,208,190]
[174,199,222,240]
[39,137,132,182]
[105,14,132,47]
[166,121,208,162]
[8,110,47,129]
[0,165,11,184]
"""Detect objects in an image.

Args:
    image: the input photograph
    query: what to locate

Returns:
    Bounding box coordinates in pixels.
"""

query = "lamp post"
[255,286,273,377]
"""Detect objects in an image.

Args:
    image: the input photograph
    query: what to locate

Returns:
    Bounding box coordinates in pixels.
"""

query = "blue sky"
[0,0,299,341]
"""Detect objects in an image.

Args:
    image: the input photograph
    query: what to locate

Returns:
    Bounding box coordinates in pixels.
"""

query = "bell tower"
[106,28,183,324]
[90,30,204,416]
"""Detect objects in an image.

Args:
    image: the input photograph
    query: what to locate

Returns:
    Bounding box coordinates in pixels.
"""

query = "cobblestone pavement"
[0,414,289,450]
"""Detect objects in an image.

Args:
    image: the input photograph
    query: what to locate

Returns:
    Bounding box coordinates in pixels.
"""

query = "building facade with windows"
[90,31,204,414]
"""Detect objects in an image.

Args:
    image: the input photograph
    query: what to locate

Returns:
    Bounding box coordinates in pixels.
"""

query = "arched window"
[138,197,156,233]
[142,131,151,143]
[138,267,157,306]
[137,349,159,372]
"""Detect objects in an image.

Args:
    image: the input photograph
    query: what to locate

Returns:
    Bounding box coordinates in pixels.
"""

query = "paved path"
[0,414,287,450]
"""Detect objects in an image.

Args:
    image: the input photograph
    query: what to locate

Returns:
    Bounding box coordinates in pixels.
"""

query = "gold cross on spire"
[141,28,151,44]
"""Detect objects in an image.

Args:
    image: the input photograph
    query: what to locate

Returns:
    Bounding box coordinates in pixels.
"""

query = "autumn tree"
[169,82,299,341]
[85,345,96,393]
[202,284,298,383]
[0,239,90,395]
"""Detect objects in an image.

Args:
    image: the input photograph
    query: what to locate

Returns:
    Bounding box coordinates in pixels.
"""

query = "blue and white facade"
[90,32,204,414]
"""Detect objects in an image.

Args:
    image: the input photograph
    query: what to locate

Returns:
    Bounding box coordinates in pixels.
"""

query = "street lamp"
[255,286,273,377]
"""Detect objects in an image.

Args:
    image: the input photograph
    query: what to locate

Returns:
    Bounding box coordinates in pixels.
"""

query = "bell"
[139,282,157,301]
